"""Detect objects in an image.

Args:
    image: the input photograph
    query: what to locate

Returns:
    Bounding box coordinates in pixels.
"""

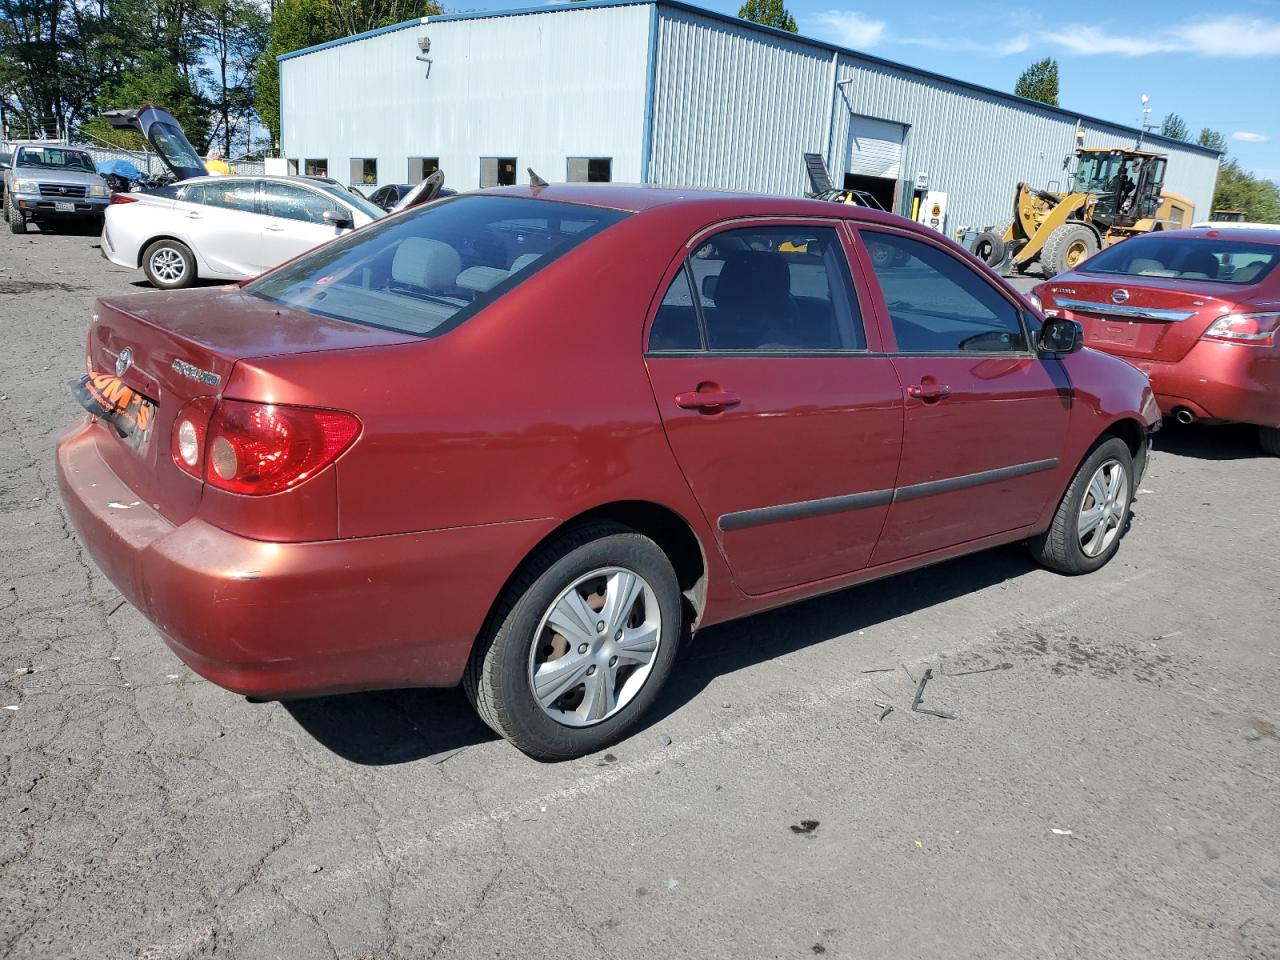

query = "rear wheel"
[972,230,1006,267]
[142,239,196,289]
[7,193,26,234]
[1041,222,1099,277]
[463,521,683,761]
[1029,437,1133,574]
[1260,426,1280,456]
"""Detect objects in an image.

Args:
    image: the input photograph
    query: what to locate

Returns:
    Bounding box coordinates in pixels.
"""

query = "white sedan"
[102,175,385,289]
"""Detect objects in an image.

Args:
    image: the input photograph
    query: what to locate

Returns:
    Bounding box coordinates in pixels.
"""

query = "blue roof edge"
[275,0,1222,160]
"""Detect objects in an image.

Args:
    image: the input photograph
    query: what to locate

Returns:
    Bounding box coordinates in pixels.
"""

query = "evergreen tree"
[1014,58,1058,106]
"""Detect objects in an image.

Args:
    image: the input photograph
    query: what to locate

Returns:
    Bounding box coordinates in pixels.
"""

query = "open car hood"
[391,169,445,213]
[101,106,207,182]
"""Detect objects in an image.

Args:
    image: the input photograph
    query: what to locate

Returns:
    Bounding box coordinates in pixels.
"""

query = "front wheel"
[1029,437,1133,574]
[142,238,196,289]
[1260,425,1280,456]
[7,193,26,234]
[464,522,683,761]
[1041,222,1099,278]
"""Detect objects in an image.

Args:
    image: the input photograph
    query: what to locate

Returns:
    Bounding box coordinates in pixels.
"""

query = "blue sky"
[510,0,1280,182]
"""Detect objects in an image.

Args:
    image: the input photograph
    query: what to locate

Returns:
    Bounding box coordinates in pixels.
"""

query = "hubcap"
[1066,240,1088,267]
[150,247,186,283]
[527,566,661,728]
[1078,458,1128,558]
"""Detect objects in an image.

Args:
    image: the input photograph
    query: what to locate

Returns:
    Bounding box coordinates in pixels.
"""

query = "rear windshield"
[316,182,383,220]
[246,196,628,336]
[15,147,96,173]
[1080,235,1279,286]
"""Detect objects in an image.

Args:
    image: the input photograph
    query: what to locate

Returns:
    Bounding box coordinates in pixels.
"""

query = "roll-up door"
[848,116,906,179]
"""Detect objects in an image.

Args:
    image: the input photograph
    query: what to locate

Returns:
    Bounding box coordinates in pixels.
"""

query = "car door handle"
[675,387,741,412]
[907,382,951,401]
[264,222,285,232]
[185,211,201,219]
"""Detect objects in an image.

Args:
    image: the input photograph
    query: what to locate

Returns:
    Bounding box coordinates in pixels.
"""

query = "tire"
[1029,437,1134,575]
[7,193,26,234]
[1040,222,1099,278]
[142,238,196,289]
[1260,426,1280,456]
[463,521,683,761]
[972,230,1006,267]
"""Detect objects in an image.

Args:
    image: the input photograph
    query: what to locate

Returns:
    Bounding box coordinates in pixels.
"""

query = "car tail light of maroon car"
[1201,312,1280,346]
[172,398,361,495]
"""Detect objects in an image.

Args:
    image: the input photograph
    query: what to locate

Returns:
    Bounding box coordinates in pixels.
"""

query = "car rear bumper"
[56,420,555,698]
[1128,341,1280,428]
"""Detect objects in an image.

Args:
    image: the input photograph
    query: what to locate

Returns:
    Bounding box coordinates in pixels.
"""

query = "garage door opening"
[842,173,897,212]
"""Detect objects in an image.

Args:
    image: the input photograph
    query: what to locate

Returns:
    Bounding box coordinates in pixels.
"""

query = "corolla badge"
[115,346,133,377]
[1111,288,1130,304]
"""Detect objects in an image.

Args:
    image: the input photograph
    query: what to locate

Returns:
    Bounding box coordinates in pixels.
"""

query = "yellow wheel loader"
[972,148,1195,278]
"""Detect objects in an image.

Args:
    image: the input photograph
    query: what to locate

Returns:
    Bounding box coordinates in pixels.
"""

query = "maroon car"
[1033,228,1280,454]
[57,186,1159,760]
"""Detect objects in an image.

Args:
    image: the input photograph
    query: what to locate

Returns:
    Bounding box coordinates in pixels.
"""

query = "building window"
[480,157,517,188]
[286,159,299,175]
[408,157,439,182]
[304,158,327,177]
[567,157,612,182]
[350,157,377,186]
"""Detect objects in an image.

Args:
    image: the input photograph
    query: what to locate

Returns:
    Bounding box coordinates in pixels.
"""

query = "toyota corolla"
[57,186,1159,760]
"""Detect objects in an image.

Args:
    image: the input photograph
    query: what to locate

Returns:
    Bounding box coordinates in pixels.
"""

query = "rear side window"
[861,231,1027,353]
[649,267,703,351]
[246,196,628,337]
[198,181,257,213]
[648,225,865,353]
[1081,235,1279,285]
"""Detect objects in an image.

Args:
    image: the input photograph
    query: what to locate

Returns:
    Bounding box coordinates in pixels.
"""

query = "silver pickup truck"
[4,144,111,234]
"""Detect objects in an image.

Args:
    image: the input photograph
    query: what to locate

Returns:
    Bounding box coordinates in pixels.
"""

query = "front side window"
[1080,235,1279,285]
[260,182,334,224]
[304,158,328,177]
[567,158,612,183]
[247,196,628,337]
[657,225,865,352]
[350,158,377,185]
[861,231,1027,353]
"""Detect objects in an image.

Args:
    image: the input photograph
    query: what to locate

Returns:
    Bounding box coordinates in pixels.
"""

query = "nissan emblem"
[1111,289,1130,304]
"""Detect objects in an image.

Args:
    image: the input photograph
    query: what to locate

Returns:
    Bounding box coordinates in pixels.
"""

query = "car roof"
[181,174,340,188]
[1147,227,1280,245]
[472,183,905,224]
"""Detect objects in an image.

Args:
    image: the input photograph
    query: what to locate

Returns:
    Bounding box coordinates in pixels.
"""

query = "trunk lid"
[1040,273,1238,363]
[85,286,420,524]
[101,105,208,182]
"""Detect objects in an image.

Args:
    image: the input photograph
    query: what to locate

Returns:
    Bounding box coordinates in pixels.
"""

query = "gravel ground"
[1,224,1278,960]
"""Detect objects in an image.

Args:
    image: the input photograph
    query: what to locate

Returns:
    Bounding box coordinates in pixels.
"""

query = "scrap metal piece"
[910,668,956,720]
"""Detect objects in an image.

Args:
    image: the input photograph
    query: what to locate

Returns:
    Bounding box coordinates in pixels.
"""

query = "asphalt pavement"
[1,224,1277,960]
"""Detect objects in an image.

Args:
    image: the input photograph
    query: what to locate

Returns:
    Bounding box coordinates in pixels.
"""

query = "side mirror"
[1038,317,1084,356]
[322,209,353,228]
[701,274,718,301]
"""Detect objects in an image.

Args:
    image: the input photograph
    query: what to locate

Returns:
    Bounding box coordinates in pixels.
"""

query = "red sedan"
[57,186,1159,760]
[1033,228,1280,454]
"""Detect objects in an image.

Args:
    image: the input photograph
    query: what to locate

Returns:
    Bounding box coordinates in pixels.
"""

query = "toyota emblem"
[115,347,133,378]
[57,186,67,195]
[1111,288,1130,304]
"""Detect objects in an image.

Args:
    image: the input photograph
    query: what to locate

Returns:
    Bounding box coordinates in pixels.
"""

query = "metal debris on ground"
[657,734,672,747]
[910,668,956,720]
[875,702,894,723]
[942,662,1013,678]
[860,667,894,674]
[789,820,820,835]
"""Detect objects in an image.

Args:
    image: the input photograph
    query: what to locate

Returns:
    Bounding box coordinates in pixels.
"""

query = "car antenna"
[528,168,549,188]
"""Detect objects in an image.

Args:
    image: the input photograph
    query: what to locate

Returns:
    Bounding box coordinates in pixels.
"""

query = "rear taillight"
[1201,312,1280,346]
[109,193,139,204]
[203,400,361,496]
[170,397,216,479]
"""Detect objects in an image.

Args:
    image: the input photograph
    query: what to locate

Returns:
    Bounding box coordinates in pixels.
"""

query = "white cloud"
[1232,131,1270,143]
[1171,17,1280,56]
[809,10,887,49]
[901,32,1031,56]
[1038,15,1280,57]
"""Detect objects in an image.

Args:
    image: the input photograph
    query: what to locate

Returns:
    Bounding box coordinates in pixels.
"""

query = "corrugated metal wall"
[649,8,832,195]
[652,7,1220,233]
[281,4,651,191]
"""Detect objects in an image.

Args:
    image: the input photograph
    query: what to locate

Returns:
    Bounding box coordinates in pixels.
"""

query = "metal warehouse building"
[278,0,1221,234]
